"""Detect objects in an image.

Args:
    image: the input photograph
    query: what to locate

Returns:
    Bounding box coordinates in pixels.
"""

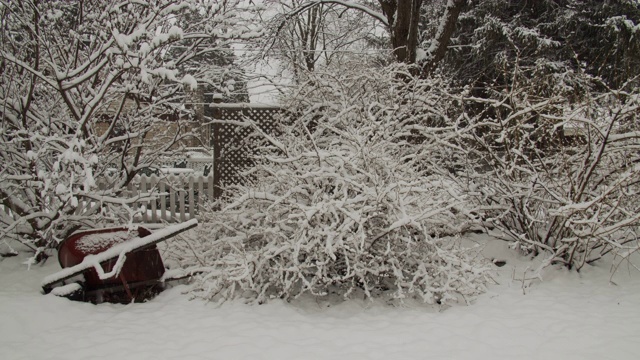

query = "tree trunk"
[420,0,467,76]
[390,0,421,64]
[283,0,468,74]
[380,0,466,75]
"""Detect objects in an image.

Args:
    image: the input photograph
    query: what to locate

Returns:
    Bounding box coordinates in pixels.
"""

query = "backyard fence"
[1,104,284,227]
[209,103,284,199]
[99,103,285,224]
[95,174,215,224]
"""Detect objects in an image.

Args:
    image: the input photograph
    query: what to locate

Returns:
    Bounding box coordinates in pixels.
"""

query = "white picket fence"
[0,174,213,241]
[99,157,216,224]
[1,173,215,229]
[114,173,215,224]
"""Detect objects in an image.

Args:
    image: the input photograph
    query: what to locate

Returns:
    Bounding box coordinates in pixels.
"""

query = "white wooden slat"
[150,175,158,223]
[140,177,148,223]
[160,181,167,221]
[207,175,214,201]
[127,182,138,215]
[169,176,176,222]
[179,188,186,222]
[188,176,195,220]
[197,175,205,212]
[75,199,83,215]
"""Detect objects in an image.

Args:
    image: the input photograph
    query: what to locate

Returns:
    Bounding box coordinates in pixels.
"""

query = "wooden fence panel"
[211,104,283,199]
[92,174,213,224]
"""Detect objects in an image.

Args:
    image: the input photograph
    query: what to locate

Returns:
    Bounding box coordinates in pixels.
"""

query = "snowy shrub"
[460,77,640,271]
[182,66,490,304]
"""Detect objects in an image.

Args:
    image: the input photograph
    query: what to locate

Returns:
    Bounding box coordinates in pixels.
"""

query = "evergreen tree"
[438,0,640,91]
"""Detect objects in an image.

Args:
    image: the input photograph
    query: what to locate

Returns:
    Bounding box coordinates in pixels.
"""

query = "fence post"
[211,96,223,201]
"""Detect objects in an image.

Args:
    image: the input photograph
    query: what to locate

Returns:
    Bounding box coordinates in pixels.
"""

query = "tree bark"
[384,0,422,64]
[421,0,467,76]
[377,0,468,73]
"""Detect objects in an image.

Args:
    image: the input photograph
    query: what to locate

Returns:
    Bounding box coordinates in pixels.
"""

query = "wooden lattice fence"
[209,104,284,199]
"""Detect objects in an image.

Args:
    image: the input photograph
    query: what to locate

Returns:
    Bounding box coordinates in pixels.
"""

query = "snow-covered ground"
[1,235,639,360]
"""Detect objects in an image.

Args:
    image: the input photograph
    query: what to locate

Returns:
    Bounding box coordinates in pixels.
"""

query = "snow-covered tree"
[272,0,467,76]
[170,8,250,103]
[0,0,259,261]
[441,0,640,91]
[256,0,380,81]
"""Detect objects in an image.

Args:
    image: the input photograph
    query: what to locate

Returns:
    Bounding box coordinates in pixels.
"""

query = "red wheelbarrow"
[42,219,197,303]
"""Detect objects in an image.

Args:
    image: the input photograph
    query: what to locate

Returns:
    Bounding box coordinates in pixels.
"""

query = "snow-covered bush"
[181,66,490,304]
[460,76,640,271]
[0,1,259,260]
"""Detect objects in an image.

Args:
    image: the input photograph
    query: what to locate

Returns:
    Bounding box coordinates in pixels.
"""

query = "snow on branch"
[290,1,388,26]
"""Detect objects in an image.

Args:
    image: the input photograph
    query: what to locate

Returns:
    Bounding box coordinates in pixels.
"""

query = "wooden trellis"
[210,104,284,199]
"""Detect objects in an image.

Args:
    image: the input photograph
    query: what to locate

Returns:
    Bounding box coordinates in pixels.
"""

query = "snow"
[168,26,184,39]
[2,234,639,359]
[50,282,82,297]
[75,230,134,253]
[182,74,198,91]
